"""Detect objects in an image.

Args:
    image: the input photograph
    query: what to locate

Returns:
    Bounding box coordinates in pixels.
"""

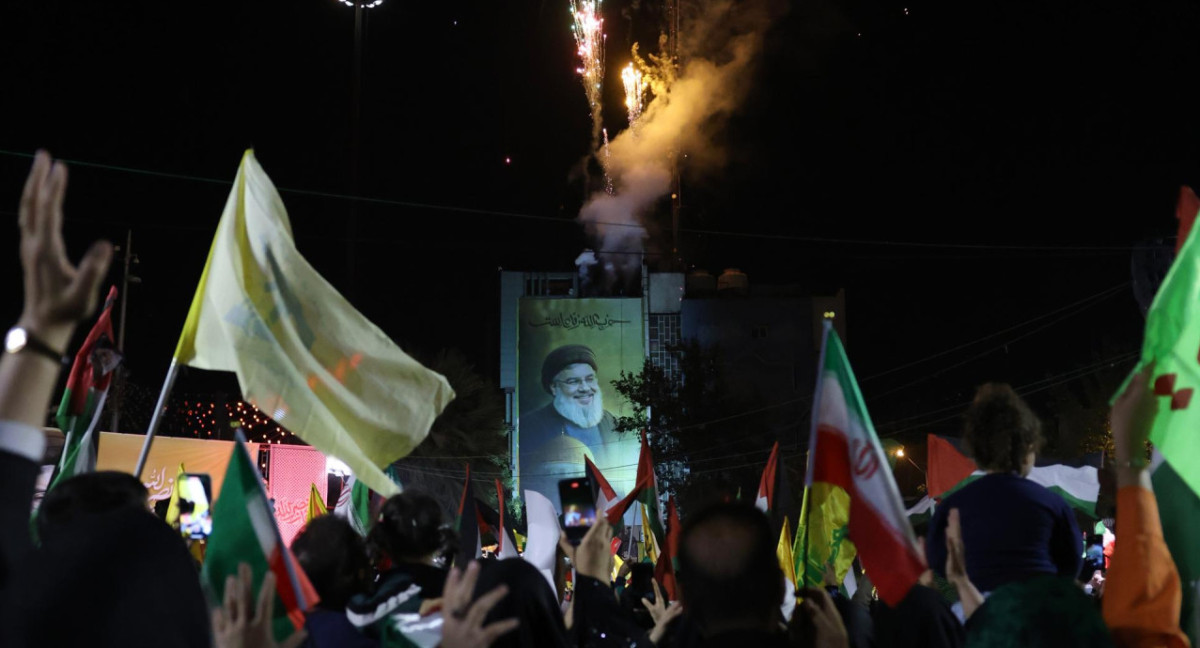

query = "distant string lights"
[171,398,299,446]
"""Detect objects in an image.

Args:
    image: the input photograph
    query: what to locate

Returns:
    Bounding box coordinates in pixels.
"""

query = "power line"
[0,149,1159,253]
[864,283,1130,403]
[877,351,1139,439]
[861,282,1131,383]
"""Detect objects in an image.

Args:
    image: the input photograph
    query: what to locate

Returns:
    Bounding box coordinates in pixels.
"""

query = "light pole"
[337,0,383,298]
[894,447,925,475]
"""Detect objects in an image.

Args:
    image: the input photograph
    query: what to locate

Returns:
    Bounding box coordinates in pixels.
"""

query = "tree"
[391,349,518,527]
[611,340,778,513]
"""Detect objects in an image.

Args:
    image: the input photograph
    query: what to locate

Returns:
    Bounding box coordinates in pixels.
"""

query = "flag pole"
[801,320,833,587]
[134,358,180,478]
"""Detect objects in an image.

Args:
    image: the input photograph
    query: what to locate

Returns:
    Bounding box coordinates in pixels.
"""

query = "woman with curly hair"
[926,384,1082,597]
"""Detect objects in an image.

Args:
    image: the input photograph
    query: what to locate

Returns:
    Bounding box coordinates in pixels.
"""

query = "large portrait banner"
[517,298,644,507]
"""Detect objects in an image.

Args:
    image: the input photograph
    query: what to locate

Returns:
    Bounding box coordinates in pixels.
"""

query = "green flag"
[1124,186,1200,644]
[1128,187,1200,498]
[202,433,318,642]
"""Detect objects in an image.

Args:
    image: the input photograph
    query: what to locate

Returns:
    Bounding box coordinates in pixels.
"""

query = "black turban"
[541,344,598,394]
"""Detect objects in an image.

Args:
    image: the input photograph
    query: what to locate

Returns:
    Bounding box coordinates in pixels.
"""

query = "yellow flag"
[611,553,625,583]
[306,483,327,523]
[799,482,858,588]
[641,503,659,564]
[165,462,186,528]
[777,517,797,589]
[173,151,455,496]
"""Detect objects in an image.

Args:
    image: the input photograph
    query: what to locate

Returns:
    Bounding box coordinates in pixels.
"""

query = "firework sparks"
[569,0,606,146]
[621,62,645,126]
[602,128,614,194]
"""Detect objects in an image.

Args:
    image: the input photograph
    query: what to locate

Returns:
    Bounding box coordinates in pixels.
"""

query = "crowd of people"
[0,151,1191,648]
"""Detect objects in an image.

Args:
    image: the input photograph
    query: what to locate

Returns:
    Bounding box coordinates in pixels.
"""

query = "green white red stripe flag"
[48,286,121,490]
[805,322,926,606]
[756,441,780,513]
[332,474,371,537]
[202,431,318,642]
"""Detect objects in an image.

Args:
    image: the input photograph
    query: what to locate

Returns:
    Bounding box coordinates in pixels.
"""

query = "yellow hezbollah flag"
[173,151,454,496]
[797,483,857,589]
[641,503,659,564]
[777,517,796,589]
[165,462,186,528]
[306,483,327,523]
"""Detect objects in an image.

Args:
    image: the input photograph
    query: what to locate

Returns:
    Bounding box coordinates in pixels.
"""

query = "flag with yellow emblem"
[173,151,455,496]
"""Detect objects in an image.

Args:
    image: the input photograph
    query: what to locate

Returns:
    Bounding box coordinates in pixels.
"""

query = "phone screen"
[178,473,213,540]
[558,477,596,543]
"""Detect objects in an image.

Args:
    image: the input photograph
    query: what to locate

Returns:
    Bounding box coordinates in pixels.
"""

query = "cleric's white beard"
[553,390,605,429]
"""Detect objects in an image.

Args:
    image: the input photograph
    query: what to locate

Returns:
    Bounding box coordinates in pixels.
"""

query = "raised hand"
[796,586,850,648]
[558,520,614,581]
[1111,365,1156,484]
[441,561,519,648]
[18,150,112,345]
[641,580,683,645]
[211,564,307,648]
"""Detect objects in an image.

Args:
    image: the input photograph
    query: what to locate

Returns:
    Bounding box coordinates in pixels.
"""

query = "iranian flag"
[755,441,780,513]
[47,286,121,491]
[333,474,371,536]
[804,323,925,606]
[202,432,318,642]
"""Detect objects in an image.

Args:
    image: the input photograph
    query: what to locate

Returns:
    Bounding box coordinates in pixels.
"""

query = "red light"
[570,482,579,489]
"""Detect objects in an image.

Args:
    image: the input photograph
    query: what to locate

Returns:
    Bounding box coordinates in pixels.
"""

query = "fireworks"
[569,0,606,148]
[621,62,645,126]
[569,0,605,108]
[602,128,614,194]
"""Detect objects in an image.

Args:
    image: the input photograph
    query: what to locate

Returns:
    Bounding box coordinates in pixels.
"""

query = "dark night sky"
[1,0,1198,453]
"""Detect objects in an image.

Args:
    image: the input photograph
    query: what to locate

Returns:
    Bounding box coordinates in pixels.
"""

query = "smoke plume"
[579,0,777,290]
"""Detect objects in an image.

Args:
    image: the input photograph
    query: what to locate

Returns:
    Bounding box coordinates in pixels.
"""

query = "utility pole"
[667,0,682,270]
[109,230,140,433]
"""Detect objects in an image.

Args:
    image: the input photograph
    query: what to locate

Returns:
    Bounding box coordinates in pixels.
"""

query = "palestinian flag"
[202,432,318,642]
[306,483,327,523]
[585,455,619,519]
[656,496,680,601]
[48,286,121,491]
[803,323,925,606]
[333,474,371,536]
[905,496,936,526]
[606,434,665,559]
[756,441,780,512]
[455,465,480,567]
[925,434,1101,515]
[476,479,519,559]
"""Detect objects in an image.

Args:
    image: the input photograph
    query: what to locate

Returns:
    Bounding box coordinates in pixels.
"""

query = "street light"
[894,446,925,474]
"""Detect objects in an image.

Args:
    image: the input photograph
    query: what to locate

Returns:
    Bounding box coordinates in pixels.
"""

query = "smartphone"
[178,472,214,540]
[558,477,596,545]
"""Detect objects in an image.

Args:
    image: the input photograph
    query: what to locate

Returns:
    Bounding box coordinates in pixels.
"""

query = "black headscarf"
[473,558,570,648]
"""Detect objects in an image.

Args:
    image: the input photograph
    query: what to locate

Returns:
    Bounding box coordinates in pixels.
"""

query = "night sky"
[2,0,1198,462]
